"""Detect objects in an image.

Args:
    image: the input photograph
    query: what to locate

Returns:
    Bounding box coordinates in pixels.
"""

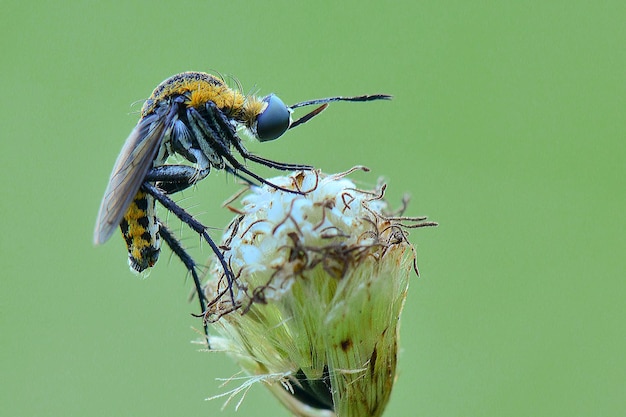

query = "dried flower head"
[203,168,436,417]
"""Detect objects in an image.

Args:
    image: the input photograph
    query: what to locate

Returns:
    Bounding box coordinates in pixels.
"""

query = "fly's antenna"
[288,94,392,130]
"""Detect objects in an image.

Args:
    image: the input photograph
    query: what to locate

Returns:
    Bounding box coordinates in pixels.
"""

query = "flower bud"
[204,168,436,417]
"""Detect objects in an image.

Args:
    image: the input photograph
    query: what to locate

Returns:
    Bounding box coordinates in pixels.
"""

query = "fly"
[93,71,391,344]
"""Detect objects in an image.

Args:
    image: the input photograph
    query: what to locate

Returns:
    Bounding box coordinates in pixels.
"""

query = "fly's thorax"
[120,190,161,272]
[141,72,247,119]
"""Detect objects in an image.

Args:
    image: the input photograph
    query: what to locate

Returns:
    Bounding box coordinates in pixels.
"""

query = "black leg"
[186,106,310,194]
[224,165,258,187]
[145,165,211,194]
[158,223,211,348]
[142,182,236,306]
[203,101,315,171]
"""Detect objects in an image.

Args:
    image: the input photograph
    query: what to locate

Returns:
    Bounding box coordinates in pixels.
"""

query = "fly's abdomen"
[120,190,161,272]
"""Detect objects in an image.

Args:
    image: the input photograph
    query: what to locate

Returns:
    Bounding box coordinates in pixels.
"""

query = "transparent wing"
[93,106,174,244]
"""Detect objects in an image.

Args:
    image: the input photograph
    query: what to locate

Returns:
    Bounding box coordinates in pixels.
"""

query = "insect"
[93,71,390,340]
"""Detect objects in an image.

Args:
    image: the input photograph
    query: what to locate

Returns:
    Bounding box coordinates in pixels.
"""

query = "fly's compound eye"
[256,94,291,142]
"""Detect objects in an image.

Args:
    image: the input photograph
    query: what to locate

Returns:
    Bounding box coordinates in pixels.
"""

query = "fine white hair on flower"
[202,167,436,417]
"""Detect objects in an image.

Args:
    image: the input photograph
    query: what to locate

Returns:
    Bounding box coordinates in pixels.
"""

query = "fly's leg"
[146,164,256,191]
[145,165,211,194]
[204,102,314,171]
[142,182,237,313]
[158,223,211,348]
[145,166,240,345]
[205,102,314,171]
[186,105,312,194]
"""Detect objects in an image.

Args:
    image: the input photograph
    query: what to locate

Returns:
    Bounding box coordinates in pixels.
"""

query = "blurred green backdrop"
[1,1,624,416]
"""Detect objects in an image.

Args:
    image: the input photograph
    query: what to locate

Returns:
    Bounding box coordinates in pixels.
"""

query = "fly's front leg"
[145,165,211,194]
[187,106,306,194]
[204,101,314,171]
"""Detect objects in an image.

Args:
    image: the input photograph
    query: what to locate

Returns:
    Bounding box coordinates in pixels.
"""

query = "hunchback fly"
[94,71,391,345]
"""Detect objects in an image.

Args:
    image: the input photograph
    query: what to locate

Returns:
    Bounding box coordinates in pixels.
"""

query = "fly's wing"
[93,106,174,245]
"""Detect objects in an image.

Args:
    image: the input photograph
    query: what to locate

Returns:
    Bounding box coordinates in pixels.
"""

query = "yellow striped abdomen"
[120,190,161,272]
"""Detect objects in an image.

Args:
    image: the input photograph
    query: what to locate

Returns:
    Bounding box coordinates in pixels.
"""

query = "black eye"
[256,94,291,142]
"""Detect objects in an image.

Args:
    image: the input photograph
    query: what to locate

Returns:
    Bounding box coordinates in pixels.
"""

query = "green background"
[2,1,624,416]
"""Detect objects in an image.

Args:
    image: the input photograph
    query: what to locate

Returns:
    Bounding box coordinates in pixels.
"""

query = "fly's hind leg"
[145,165,211,194]
[142,182,238,318]
[158,223,211,348]
[146,161,270,192]
[145,166,229,347]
